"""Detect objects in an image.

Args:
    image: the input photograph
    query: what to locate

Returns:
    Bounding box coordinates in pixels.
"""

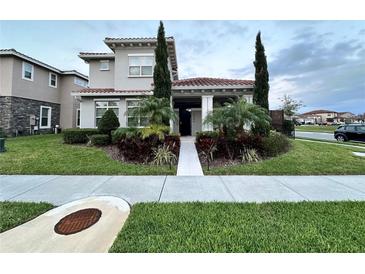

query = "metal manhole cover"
[54,208,102,235]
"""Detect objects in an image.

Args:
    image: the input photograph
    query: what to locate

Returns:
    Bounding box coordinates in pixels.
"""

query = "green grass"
[0,134,175,175]
[205,140,365,175]
[295,125,338,133]
[110,202,365,252]
[0,201,54,233]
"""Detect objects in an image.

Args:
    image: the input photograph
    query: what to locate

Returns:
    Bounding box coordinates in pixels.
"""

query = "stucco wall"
[11,58,61,104]
[114,48,155,90]
[88,59,115,88]
[0,56,13,96]
[59,76,82,129]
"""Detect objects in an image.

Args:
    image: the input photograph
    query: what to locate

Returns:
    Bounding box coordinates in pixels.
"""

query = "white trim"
[99,60,110,71]
[71,91,153,97]
[76,108,80,127]
[93,98,120,101]
[48,72,58,88]
[39,106,52,129]
[22,61,34,81]
[127,53,154,57]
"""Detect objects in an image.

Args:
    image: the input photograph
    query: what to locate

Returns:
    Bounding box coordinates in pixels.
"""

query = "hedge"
[89,134,110,146]
[63,128,99,144]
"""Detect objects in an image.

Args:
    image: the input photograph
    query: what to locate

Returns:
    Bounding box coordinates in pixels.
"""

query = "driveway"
[295,131,336,141]
[1,175,365,205]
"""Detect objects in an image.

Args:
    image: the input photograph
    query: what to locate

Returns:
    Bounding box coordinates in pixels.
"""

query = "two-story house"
[73,37,254,136]
[0,49,88,136]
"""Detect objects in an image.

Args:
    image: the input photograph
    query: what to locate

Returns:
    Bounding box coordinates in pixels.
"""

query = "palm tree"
[128,96,177,125]
[204,97,271,136]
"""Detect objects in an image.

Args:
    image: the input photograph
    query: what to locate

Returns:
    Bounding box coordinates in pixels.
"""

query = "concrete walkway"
[177,136,204,176]
[1,175,365,205]
[0,196,130,252]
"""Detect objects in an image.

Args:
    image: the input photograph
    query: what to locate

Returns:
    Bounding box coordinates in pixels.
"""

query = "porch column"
[201,95,214,131]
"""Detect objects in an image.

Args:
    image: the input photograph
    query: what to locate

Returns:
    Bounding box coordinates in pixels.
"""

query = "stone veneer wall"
[0,96,60,136]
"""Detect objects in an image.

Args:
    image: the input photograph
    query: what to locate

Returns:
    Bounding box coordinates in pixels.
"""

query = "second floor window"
[128,55,153,77]
[49,73,57,88]
[100,60,109,71]
[22,62,34,81]
[74,77,88,87]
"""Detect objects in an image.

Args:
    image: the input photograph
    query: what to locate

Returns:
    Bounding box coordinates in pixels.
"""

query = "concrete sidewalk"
[1,175,365,205]
[177,136,204,176]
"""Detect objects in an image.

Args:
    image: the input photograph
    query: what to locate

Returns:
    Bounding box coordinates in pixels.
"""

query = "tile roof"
[78,88,150,94]
[301,109,337,115]
[104,37,174,41]
[172,77,254,87]
[79,52,114,56]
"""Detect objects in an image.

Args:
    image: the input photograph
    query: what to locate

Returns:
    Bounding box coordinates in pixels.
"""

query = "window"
[346,126,356,131]
[22,62,34,81]
[74,77,88,87]
[40,106,52,129]
[49,72,57,88]
[99,60,109,71]
[128,55,153,77]
[356,126,365,131]
[127,100,148,127]
[95,101,119,126]
[76,109,80,127]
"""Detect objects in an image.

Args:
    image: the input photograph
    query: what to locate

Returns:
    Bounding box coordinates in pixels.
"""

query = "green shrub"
[112,127,140,144]
[195,131,219,141]
[152,145,177,169]
[63,128,99,144]
[282,120,295,137]
[97,109,120,137]
[261,131,291,157]
[164,133,181,156]
[89,134,110,146]
[140,124,170,140]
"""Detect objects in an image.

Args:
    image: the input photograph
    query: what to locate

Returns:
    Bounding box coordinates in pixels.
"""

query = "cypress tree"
[253,31,269,111]
[153,21,172,99]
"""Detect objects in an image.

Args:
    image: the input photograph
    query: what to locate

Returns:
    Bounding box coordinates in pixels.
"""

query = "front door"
[179,109,191,136]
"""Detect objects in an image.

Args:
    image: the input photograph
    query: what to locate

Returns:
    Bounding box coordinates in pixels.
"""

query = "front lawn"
[205,140,365,175]
[110,202,365,252]
[295,125,338,133]
[0,201,54,233]
[0,134,175,175]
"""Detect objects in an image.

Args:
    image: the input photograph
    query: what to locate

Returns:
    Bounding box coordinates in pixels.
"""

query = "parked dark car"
[334,124,365,142]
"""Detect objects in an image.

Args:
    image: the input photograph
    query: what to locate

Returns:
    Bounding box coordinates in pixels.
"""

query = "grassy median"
[110,202,365,253]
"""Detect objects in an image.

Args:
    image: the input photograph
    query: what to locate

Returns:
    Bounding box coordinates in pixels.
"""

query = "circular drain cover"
[54,208,102,235]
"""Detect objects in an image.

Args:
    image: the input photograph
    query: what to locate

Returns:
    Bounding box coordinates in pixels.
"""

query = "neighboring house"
[297,110,357,124]
[298,109,338,124]
[73,37,254,136]
[0,49,88,136]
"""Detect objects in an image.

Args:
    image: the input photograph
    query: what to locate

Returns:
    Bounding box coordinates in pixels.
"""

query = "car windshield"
[337,126,344,130]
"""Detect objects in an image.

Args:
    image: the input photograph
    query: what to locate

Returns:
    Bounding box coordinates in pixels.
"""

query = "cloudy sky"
[1,20,364,114]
